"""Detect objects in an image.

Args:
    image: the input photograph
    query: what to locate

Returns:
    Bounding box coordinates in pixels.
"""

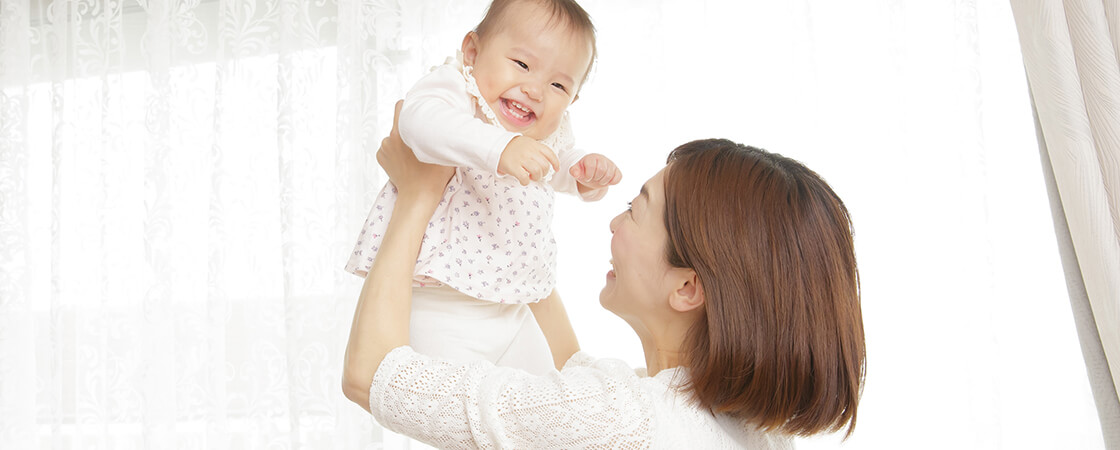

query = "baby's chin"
[496,118,559,141]
[518,119,563,141]
[490,106,560,140]
[521,127,558,141]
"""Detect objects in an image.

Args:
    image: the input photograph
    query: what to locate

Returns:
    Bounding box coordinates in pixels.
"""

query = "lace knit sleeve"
[370,346,654,449]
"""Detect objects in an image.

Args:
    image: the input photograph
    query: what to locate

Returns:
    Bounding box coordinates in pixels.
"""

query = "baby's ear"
[461,32,481,66]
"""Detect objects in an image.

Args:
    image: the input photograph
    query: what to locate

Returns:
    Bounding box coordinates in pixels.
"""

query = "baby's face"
[462,2,592,140]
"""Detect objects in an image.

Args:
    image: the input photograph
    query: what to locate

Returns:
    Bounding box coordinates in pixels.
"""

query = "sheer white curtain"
[0,0,1104,448]
[0,0,478,447]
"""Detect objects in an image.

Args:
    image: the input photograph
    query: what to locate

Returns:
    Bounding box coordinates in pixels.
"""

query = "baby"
[346,0,619,376]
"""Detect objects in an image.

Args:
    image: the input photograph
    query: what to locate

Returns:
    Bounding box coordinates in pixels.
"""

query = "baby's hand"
[498,136,560,186]
[571,153,622,193]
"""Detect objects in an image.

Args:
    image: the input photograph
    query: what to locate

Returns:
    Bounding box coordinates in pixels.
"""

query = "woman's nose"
[609,212,622,233]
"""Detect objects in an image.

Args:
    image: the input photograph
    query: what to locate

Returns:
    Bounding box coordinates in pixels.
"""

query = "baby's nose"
[522,83,542,102]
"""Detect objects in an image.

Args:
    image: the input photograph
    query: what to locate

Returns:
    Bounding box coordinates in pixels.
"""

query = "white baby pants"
[381,285,556,449]
[408,284,555,376]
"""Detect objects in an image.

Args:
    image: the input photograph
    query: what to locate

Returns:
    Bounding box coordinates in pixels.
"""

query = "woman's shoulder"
[562,351,640,374]
[643,386,794,449]
[562,356,795,450]
[377,347,792,448]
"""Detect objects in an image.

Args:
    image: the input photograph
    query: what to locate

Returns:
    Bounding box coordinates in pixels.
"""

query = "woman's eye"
[513,59,528,69]
[551,82,568,93]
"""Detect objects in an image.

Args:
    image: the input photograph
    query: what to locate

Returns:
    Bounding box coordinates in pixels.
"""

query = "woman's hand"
[342,100,453,413]
[377,100,455,204]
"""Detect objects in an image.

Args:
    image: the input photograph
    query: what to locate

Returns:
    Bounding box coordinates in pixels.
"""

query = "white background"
[540,0,1100,448]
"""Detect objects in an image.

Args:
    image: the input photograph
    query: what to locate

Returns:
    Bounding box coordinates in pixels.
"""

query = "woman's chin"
[598,271,614,304]
[598,285,624,315]
[598,286,613,310]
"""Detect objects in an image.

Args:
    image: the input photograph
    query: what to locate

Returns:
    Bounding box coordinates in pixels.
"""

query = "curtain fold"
[1011,0,1120,443]
[1036,100,1120,446]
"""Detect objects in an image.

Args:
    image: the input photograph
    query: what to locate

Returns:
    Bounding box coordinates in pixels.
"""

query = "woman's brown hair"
[664,139,865,437]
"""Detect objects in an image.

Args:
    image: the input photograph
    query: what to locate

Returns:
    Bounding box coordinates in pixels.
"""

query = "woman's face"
[600,168,677,323]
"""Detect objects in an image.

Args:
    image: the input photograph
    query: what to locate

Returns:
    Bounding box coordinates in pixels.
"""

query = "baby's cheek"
[545,117,562,134]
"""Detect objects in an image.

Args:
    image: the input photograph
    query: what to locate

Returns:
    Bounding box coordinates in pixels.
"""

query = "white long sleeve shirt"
[346,57,599,304]
[369,346,795,449]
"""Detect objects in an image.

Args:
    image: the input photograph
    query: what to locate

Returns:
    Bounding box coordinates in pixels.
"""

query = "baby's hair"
[474,0,597,86]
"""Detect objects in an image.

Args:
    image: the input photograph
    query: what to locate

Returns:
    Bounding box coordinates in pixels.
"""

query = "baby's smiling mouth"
[500,98,536,125]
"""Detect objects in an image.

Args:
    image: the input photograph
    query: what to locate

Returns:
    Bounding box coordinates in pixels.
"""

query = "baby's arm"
[550,146,621,201]
[498,137,560,186]
[571,153,622,201]
[397,65,519,173]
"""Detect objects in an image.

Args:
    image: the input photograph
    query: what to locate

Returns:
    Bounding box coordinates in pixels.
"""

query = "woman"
[343,103,865,448]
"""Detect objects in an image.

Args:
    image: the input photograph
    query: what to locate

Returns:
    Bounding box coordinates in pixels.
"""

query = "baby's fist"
[571,153,622,192]
[498,136,560,186]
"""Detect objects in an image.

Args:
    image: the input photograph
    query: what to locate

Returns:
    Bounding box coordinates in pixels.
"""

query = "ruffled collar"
[452,51,504,128]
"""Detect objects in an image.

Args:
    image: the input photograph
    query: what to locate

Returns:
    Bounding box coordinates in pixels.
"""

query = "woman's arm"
[369,347,655,448]
[342,101,454,412]
[529,289,580,370]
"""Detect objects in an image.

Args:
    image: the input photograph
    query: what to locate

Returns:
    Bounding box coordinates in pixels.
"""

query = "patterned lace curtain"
[0,0,484,447]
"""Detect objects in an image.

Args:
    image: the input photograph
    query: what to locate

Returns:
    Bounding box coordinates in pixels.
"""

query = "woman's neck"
[640,338,681,376]
[630,320,684,376]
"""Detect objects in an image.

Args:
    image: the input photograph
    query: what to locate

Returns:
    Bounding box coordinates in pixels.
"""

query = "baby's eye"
[551,82,568,93]
[513,59,528,69]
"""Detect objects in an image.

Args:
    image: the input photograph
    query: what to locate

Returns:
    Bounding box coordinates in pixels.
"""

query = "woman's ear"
[668,269,704,313]
[461,32,481,66]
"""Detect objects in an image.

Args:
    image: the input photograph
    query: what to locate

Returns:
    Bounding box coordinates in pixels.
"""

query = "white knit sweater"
[369,346,794,449]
